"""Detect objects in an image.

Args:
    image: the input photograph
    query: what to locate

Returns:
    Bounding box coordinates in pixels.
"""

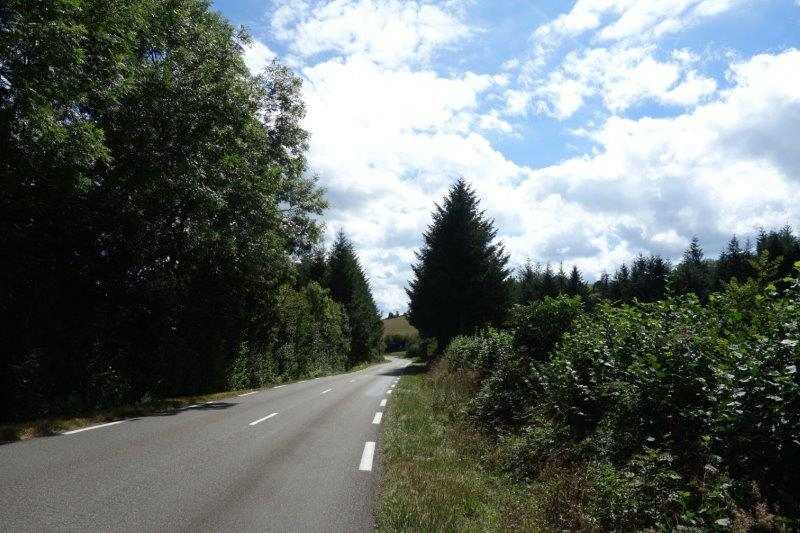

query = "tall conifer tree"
[407,180,511,347]
[326,231,382,365]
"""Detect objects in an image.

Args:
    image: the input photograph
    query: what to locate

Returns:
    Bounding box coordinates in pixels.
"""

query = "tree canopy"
[0,0,378,422]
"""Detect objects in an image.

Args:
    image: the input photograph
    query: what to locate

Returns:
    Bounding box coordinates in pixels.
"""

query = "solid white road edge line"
[273,384,286,389]
[372,412,383,424]
[238,391,257,397]
[380,399,387,407]
[63,420,124,435]
[321,388,333,394]
[359,441,376,471]
[249,412,278,426]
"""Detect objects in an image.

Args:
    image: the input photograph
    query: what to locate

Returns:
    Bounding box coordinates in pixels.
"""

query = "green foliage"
[0,0,371,423]
[383,334,414,352]
[406,338,438,360]
[448,268,800,528]
[669,236,716,302]
[325,231,383,365]
[407,180,512,349]
[382,315,419,352]
[510,296,583,361]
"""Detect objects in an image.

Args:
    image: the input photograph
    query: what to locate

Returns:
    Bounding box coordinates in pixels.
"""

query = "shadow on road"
[378,363,427,377]
[152,401,238,416]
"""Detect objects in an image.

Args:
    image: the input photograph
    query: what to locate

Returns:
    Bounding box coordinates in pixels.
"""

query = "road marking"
[273,384,286,389]
[185,404,200,409]
[359,441,376,471]
[249,412,278,426]
[387,390,393,395]
[238,391,257,397]
[63,420,124,435]
[298,380,307,383]
[372,412,383,424]
[380,399,387,407]
[321,388,333,394]
[349,379,355,383]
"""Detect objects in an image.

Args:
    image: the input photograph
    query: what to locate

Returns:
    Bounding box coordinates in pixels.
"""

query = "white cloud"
[534,45,717,118]
[259,0,798,313]
[525,0,744,73]
[272,0,470,67]
[241,39,276,75]
[501,49,800,279]
[533,0,744,44]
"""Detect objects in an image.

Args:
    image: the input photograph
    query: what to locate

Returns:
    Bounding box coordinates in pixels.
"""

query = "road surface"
[0,356,411,531]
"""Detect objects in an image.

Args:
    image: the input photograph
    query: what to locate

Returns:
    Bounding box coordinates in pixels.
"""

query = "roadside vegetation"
[392,180,800,530]
[382,314,420,353]
[1,0,382,427]
[378,361,542,531]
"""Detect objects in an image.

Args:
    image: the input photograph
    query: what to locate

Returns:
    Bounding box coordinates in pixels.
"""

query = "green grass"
[0,358,389,444]
[381,315,419,339]
[377,361,542,531]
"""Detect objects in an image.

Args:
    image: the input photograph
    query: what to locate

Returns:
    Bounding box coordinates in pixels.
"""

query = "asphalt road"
[0,356,411,532]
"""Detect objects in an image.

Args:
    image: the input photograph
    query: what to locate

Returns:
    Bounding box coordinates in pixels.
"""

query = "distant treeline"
[512,227,800,306]
[0,0,381,424]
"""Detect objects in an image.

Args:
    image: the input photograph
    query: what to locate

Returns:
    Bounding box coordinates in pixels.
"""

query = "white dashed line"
[249,412,278,426]
[63,420,124,435]
[321,388,333,394]
[380,399,387,407]
[359,442,376,471]
[372,412,383,425]
[238,391,257,397]
[273,385,286,389]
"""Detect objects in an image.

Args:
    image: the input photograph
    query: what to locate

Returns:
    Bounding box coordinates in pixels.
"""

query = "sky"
[213,0,800,314]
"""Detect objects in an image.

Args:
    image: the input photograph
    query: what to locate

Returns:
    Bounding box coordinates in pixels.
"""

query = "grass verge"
[377,360,542,531]
[1,356,390,444]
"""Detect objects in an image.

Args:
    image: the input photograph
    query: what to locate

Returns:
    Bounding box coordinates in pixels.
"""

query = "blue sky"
[213,0,800,312]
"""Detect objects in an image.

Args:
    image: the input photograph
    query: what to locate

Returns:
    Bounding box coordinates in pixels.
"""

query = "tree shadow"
[378,363,427,377]
[151,401,237,416]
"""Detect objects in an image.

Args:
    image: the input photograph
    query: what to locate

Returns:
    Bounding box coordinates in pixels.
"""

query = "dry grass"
[377,360,543,531]
[381,316,419,340]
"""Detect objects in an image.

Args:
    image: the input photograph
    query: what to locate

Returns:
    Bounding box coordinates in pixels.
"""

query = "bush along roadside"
[440,264,800,530]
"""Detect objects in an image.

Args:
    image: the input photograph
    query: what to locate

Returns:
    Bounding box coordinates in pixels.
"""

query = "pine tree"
[593,272,611,298]
[612,263,633,302]
[406,180,511,348]
[541,263,558,297]
[326,231,382,365]
[517,261,539,304]
[717,235,755,286]
[669,236,714,303]
[756,226,800,280]
[566,265,585,296]
[556,262,568,294]
[645,255,671,301]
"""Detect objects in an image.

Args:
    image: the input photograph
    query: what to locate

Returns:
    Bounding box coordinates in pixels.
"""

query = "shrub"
[457,265,800,528]
[510,296,584,361]
[384,334,417,353]
[527,269,800,526]
[407,337,438,361]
